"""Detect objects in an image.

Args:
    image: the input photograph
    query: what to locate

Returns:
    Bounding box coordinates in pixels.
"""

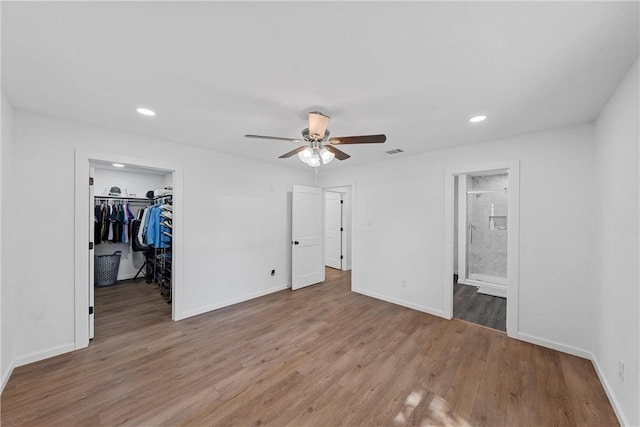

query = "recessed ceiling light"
[469,115,487,123]
[136,107,156,117]
[112,163,125,168]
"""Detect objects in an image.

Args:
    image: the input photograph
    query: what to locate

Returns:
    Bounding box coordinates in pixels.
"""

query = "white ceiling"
[2,1,638,169]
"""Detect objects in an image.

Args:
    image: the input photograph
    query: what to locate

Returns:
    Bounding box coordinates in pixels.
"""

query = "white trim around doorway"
[73,149,184,351]
[443,160,520,338]
[323,185,354,272]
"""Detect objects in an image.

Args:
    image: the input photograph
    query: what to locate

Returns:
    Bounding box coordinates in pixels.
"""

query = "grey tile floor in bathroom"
[453,281,506,332]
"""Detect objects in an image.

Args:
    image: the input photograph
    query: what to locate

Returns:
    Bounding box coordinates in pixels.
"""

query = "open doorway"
[290,184,353,291]
[324,186,352,272]
[453,170,508,331]
[89,161,173,341]
[443,160,520,337]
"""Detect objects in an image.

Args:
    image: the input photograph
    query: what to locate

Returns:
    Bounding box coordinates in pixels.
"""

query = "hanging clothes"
[145,204,171,248]
[121,202,135,243]
[94,198,150,248]
[106,204,114,241]
[94,203,103,244]
[111,204,122,243]
[100,204,109,242]
[135,207,149,250]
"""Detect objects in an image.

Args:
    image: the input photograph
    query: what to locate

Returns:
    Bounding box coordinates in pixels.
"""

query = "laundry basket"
[95,251,122,286]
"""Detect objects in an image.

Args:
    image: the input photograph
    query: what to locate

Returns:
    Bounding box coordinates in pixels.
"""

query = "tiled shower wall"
[467,173,508,279]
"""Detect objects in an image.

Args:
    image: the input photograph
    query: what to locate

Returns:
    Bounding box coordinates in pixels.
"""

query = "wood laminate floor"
[2,268,617,426]
[453,282,507,332]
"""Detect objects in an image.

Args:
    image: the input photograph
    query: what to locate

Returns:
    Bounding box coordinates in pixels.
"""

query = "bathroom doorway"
[454,170,508,331]
[444,160,520,334]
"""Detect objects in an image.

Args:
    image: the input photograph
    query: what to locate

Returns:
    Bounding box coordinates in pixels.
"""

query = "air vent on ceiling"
[385,149,404,155]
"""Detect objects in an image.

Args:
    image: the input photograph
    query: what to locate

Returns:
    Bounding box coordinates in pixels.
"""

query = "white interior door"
[324,191,342,269]
[89,166,95,339]
[292,185,325,290]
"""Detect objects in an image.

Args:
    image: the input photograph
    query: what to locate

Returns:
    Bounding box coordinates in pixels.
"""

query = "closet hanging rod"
[466,189,508,194]
[94,196,151,202]
[154,195,173,203]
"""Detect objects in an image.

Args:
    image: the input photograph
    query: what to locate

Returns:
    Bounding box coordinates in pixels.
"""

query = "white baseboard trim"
[13,343,76,369]
[509,335,628,425]
[514,332,591,359]
[352,287,444,318]
[590,354,628,427]
[176,284,290,320]
[1,360,15,393]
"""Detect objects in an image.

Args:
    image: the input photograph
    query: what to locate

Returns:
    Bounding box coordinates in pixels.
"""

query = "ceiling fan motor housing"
[302,127,330,143]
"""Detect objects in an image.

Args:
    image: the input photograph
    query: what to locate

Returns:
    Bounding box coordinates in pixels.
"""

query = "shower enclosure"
[457,171,508,297]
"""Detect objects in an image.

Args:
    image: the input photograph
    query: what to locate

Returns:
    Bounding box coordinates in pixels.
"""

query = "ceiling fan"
[244,112,386,167]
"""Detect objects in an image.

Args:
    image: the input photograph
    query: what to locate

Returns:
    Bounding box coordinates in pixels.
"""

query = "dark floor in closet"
[453,281,506,332]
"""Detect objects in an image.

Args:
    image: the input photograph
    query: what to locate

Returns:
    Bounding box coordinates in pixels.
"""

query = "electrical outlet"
[401,280,407,288]
[618,360,624,381]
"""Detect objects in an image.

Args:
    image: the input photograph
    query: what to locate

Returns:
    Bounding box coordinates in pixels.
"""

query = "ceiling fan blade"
[325,145,350,160]
[245,134,304,143]
[279,146,307,159]
[328,134,386,145]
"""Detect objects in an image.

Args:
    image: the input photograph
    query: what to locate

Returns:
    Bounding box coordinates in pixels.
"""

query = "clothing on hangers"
[145,204,171,248]
[94,203,103,244]
[121,202,135,243]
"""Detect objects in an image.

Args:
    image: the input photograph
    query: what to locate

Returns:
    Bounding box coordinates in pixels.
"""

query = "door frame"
[323,185,352,272]
[324,189,344,270]
[74,148,184,350]
[443,160,520,337]
[89,165,95,339]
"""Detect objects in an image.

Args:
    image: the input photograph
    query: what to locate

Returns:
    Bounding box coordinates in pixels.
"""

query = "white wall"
[8,111,313,368]
[320,123,595,354]
[93,167,167,200]
[593,58,639,426]
[1,93,14,391]
[93,168,167,281]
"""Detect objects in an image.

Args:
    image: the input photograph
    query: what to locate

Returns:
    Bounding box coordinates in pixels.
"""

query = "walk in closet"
[91,162,173,338]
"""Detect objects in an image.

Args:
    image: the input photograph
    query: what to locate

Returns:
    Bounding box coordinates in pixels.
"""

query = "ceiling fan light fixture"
[297,147,323,167]
[319,147,335,164]
[298,147,313,161]
[307,154,321,168]
[244,112,385,165]
[308,112,329,140]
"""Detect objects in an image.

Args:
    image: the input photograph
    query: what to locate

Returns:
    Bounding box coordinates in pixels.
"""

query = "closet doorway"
[89,161,174,341]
